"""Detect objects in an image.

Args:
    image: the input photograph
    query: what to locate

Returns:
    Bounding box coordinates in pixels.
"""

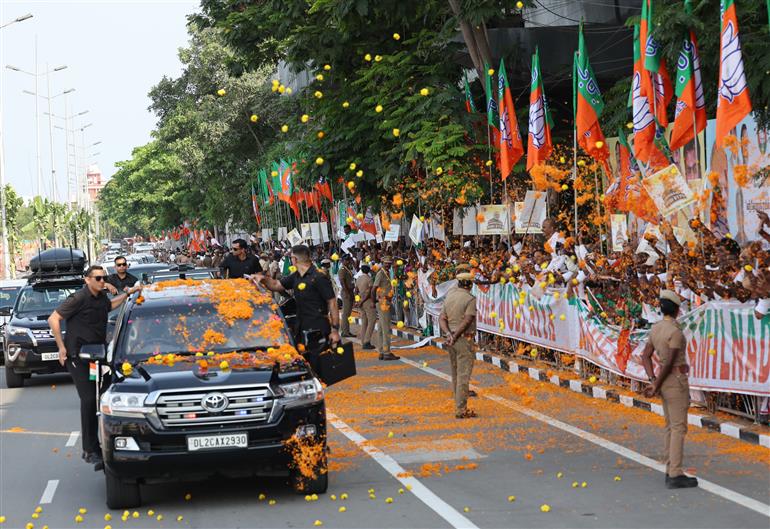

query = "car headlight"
[6,325,30,337]
[100,391,152,418]
[276,379,324,409]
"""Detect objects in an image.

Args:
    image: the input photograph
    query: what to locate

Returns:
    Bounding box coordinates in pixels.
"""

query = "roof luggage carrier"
[28,248,87,284]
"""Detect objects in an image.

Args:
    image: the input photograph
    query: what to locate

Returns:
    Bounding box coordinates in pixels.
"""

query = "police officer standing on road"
[338,255,355,338]
[253,245,340,371]
[439,271,478,419]
[106,256,138,292]
[48,265,142,469]
[641,289,698,490]
[355,264,376,350]
[372,256,399,361]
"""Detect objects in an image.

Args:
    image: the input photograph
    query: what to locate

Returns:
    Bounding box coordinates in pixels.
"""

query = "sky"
[1,0,197,203]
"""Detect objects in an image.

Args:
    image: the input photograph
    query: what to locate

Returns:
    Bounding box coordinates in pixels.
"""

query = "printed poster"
[409,215,424,245]
[642,164,695,217]
[610,214,628,252]
[478,205,511,235]
[515,191,547,234]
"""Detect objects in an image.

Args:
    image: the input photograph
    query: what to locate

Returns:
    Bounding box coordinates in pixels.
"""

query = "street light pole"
[34,37,41,196]
[0,12,35,278]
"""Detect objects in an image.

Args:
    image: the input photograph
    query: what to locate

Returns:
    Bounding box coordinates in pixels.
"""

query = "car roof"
[139,279,270,308]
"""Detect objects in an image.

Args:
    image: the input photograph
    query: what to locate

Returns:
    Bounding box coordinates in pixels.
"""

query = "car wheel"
[289,451,328,494]
[4,366,24,388]
[104,469,141,509]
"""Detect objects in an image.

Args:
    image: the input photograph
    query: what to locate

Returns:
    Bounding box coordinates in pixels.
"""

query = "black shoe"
[380,353,400,361]
[665,474,671,485]
[362,343,374,350]
[468,390,478,398]
[666,475,698,489]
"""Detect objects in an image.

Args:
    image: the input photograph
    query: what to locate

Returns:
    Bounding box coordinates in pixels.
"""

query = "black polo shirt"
[107,272,138,292]
[55,286,112,357]
[219,253,262,278]
[280,265,335,334]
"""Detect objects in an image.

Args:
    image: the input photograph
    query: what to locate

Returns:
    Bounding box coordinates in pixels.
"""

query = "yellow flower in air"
[435,167,443,175]
[490,311,497,319]
[314,91,323,99]
[393,33,401,40]
[559,156,566,163]
[614,476,621,481]
[385,497,393,503]
[286,87,292,94]
[744,264,753,272]
[103,514,111,521]
[487,68,495,75]
[184,493,192,500]
[315,157,324,166]
[301,114,310,123]
[355,295,361,302]
[217,88,226,96]
[508,495,516,502]
[375,104,383,113]
[347,181,356,190]
[331,253,339,261]
[581,481,587,488]
[219,360,230,370]
[463,507,470,513]
[298,282,307,291]
[314,520,323,526]
[420,88,429,96]
[485,160,493,167]
[595,140,604,149]
[557,472,563,478]
[271,170,278,177]
[156,515,163,522]
[356,169,363,177]
[397,321,405,329]
[336,347,344,354]
[281,124,289,133]
[561,184,568,191]
[406,291,412,298]
[278,85,285,94]
[390,279,398,286]
[339,506,347,512]
[516,1,524,8]
[250,114,258,123]
[324,64,331,70]
[289,265,297,273]
[364,53,372,61]
[258,493,266,500]
[340,493,349,500]
[559,314,566,321]
[342,101,350,108]
[392,128,400,137]
[540,504,551,513]
[572,481,579,488]
[177,515,184,521]
[589,376,597,383]
[316,74,324,81]
[374,55,382,62]
[268,500,276,505]
[349,162,357,170]
[121,362,132,376]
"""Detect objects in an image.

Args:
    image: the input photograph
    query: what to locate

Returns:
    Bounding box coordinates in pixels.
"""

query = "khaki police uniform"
[373,265,393,355]
[441,285,477,416]
[339,264,354,336]
[355,272,375,345]
[649,317,690,478]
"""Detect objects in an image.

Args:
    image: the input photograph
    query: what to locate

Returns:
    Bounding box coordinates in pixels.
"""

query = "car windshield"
[0,286,22,309]
[15,285,81,314]
[118,302,290,360]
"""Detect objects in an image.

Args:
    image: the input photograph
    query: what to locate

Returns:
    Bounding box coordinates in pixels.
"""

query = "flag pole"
[572,50,581,247]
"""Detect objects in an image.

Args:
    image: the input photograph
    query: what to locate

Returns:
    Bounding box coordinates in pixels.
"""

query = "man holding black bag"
[253,245,340,372]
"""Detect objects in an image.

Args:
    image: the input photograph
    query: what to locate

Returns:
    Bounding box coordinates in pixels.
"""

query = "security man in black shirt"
[106,255,138,292]
[49,265,142,469]
[219,238,263,278]
[253,245,340,371]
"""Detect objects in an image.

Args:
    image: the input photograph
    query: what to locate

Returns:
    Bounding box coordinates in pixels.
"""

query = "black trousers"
[66,358,109,455]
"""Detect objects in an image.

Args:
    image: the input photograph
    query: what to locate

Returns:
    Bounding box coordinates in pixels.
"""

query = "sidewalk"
[350,314,770,449]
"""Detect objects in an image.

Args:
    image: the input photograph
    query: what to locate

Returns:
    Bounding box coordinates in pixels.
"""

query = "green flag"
[485,63,498,129]
[464,72,477,113]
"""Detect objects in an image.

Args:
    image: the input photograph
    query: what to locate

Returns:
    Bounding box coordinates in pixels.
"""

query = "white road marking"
[328,412,479,529]
[65,430,80,447]
[39,479,59,504]
[399,357,770,519]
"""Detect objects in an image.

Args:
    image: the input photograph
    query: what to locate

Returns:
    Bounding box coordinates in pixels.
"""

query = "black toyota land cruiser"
[2,249,86,388]
[89,279,328,509]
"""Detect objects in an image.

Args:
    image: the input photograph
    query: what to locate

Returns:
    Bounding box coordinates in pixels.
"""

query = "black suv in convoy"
[2,249,86,388]
[90,279,328,509]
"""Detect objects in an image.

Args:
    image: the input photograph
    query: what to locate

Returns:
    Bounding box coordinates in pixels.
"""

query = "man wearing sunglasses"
[48,265,142,470]
[219,238,262,279]
[107,256,138,292]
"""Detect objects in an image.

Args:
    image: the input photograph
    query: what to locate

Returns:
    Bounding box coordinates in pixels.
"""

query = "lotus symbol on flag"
[693,48,705,109]
[577,66,600,99]
[676,41,692,77]
[632,72,654,134]
[528,96,547,149]
[501,111,513,149]
[645,35,660,61]
[719,21,748,103]
[487,97,498,118]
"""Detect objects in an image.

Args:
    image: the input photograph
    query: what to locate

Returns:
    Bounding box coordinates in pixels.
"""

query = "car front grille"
[155,386,273,428]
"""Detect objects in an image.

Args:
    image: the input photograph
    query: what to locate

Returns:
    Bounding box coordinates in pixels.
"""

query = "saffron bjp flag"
[464,72,477,113]
[574,24,609,164]
[670,0,707,150]
[642,0,673,127]
[526,47,553,172]
[715,0,751,146]
[498,59,524,179]
[632,23,655,163]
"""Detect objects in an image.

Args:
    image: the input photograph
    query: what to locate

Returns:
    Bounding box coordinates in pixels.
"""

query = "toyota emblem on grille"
[201,392,229,413]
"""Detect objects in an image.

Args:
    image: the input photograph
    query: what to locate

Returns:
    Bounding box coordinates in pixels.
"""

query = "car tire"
[290,451,328,494]
[105,469,141,509]
[4,366,24,388]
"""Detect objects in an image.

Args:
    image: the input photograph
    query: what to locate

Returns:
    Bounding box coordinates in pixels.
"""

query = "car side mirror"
[79,344,107,362]
[0,306,11,317]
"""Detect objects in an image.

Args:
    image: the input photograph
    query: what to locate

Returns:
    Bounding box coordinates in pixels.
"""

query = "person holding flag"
[527,47,553,172]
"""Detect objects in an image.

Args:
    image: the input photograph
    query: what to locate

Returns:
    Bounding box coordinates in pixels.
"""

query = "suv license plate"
[41,352,59,361]
[187,433,248,452]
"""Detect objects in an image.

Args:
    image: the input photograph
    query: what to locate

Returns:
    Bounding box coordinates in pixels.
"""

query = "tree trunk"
[447,0,492,82]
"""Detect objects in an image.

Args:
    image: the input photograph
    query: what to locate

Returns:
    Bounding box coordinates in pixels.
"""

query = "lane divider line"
[398,357,770,519]
[39,479,59,505]
[65,430,80,447]
[328,412,479,529]
[0,429,71,437]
